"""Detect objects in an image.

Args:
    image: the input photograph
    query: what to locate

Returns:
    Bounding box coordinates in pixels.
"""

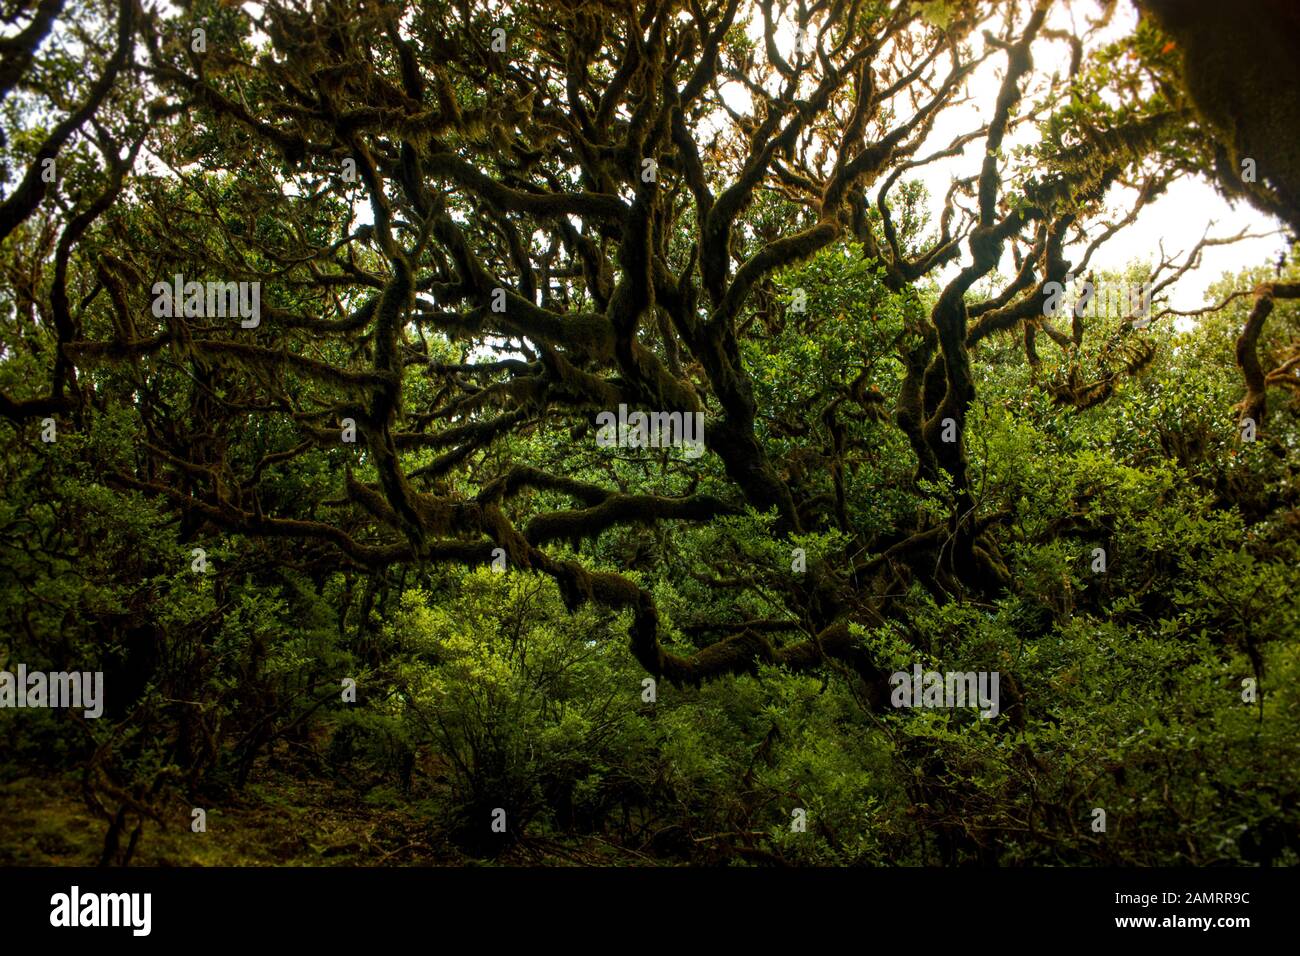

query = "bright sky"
[900,2,1285,312]
[732,0,1285,315]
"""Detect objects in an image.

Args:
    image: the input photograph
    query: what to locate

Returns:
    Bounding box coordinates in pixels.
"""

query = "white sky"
[731,0,1284,315]
[895,2,1284,311]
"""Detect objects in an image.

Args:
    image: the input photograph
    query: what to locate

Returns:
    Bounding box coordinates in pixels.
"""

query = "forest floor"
[0,745,647,866]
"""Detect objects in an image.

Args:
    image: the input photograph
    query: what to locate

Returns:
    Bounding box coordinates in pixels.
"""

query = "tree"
[2,0,1298,866]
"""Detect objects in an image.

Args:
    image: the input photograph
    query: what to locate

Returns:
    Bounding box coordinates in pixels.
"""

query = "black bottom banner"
[0,865,1289,944]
